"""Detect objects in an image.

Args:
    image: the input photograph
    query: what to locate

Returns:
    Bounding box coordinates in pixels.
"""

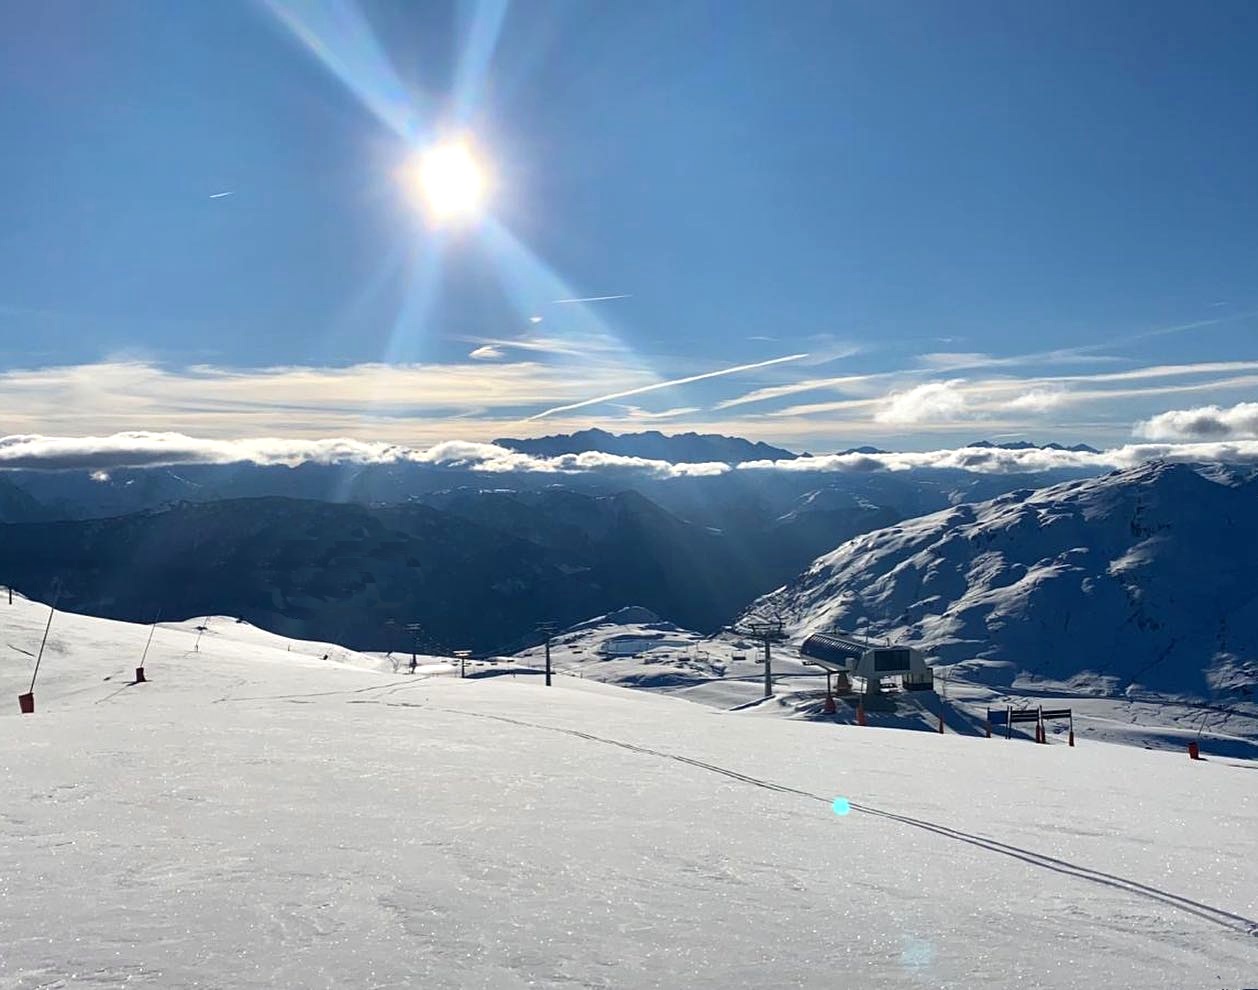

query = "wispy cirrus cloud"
[616,405,702,420]
[768,362,1258,422]
[526,352,810,421]
[0,359,656,440]
[551,294,632,304]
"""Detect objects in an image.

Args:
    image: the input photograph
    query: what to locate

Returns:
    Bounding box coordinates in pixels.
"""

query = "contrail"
[552,293,631,304]
[527,352,809,420]
[209,191,235,199]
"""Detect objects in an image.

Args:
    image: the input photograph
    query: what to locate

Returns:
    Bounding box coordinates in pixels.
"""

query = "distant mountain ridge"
[0,485,901,651]
[492,428,798,463]
[967,440,1101,453]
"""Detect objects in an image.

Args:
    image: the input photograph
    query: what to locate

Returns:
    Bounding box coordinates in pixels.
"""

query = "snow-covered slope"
[511,606,827,712]
[2,594,1256,988]
[750,462,1258,706]
[517,606,1258,758]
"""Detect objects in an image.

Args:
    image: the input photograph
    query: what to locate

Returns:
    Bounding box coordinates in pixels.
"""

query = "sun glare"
[404,139,489,222]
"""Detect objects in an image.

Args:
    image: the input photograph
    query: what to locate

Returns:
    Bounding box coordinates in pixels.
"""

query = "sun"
[403,138,489,222]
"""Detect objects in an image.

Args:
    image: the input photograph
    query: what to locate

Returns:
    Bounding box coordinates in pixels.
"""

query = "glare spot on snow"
[900,937,934,970]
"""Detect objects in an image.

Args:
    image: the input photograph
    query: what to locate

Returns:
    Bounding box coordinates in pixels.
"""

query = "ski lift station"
[799,631,934,695]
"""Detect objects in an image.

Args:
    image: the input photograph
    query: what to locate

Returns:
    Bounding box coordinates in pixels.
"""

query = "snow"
[507,610,1258,758]
[2,594,1256,987]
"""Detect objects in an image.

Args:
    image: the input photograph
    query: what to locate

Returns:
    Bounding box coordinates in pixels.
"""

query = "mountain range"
[492,427,798,463]
[0,485,899,652]
[6,428,1244,703]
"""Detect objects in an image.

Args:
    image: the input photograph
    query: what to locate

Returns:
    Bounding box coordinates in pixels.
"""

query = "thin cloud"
[527,353,810,421]
[0,359,654,439]
[469,345,505,360]
[769,363,1258,420]
[459,335,609,359]
[1005,388,1068,413]
[209,191,234,199]
[551,294,632,304]
[716,337,1258,414]
[616,405,702,420]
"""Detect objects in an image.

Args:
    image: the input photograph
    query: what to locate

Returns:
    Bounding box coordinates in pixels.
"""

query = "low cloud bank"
[1135,401,1258,441]
[4,431,1258,478]
[0,433,409,471]
[740,441,1258,474]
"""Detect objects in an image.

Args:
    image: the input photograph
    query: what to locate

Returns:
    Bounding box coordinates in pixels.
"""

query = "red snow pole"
[1187,740,1200,760]
[823,692,836,715]
[938,709,945,734]
[857,700,867,726]
[1068,713,1075,747]
[19,593,58,715]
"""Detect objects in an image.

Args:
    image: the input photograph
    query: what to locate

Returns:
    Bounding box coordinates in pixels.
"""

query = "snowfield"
[510,608,1258,759]
[2,595,1256,988]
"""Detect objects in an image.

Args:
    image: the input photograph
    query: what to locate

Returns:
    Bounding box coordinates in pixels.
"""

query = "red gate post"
[857,700,867,726]
[18,692,34,714]
[135,667,147,683]
[1188,740,1201,760]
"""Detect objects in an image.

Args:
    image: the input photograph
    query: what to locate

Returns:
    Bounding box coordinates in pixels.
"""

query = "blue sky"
[2,0,1257,452]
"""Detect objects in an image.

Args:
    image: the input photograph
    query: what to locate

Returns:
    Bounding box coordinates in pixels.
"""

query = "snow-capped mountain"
[747,461,1258,705]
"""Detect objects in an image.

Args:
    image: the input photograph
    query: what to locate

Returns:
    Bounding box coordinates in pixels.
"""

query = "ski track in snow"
[434,706,1258,942]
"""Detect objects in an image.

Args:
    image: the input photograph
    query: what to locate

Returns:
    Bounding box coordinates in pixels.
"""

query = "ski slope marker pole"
[20,595,58,714]
[136,610,161,684]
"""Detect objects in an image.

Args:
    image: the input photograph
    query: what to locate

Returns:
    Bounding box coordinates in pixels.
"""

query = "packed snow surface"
[2,595,1256,988]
